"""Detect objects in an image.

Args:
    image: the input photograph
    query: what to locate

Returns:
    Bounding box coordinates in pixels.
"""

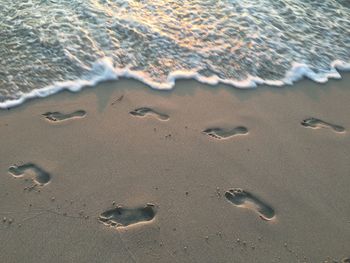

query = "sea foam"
[0,57,349,109]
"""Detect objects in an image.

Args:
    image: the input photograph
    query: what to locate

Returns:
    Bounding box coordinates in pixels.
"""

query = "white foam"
[331,60,350,71]
[0,57,118,109]
[282,62,342,85]
[1,57,349,109]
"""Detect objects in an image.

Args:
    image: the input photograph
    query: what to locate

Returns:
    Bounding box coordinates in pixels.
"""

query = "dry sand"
[0,74,349,263]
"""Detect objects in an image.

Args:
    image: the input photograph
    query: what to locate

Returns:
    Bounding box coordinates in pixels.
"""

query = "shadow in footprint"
[225,189,275,221]
[43,110,86,122]
[301,118,345,133]
[8,163,51,186]
[99,204,156,228]
[203,126,248,140]
[130,107,169,121]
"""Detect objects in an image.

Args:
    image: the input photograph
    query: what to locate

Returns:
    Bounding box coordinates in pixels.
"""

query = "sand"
[0,74,349,263]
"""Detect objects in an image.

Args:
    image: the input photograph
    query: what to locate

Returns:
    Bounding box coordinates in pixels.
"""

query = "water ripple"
[0,0,349,106]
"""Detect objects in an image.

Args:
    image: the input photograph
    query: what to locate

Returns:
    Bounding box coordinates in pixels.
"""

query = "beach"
[0,75,349,263]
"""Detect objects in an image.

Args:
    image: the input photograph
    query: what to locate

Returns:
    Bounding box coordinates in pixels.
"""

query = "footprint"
[203,126,248,140]
[225,189,275,221]
[301,118,345,133]
[42,110,86,122]
[130,107,169,121]
[98,204,156,228]
[8,163,51,186]
[342,258,350,263]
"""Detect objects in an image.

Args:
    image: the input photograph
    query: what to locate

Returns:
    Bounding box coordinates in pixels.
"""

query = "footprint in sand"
[8,163,51,186]
[42,110,86,122]
[301,117,345,133]
[130,107,169,121]
[203,126,248,140]
[341,258,350,263]
[225,189,275,221]
[98,204,156,228]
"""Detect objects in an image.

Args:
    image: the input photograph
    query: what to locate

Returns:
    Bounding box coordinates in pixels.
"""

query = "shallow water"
[0,0,349,107]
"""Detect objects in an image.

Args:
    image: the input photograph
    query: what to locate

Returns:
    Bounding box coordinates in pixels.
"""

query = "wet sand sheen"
[0,75,349,263]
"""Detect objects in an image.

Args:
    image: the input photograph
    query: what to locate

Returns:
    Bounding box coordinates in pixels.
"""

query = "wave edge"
[1,57,349,109]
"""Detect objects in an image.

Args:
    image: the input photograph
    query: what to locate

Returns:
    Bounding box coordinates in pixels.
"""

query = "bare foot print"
[225,189,275,221]
[130,107,169,121]
[43,110,86,122]
[301,118,345,133]
[8,163,51,186]
[99,204,156,228]
[203,126,248,140]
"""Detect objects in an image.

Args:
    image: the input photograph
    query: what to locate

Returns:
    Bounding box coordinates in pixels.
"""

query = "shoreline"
[1,63,350,110]
[0,73,349,262]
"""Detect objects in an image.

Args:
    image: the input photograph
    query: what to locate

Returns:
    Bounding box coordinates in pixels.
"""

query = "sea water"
[0,0,349,107]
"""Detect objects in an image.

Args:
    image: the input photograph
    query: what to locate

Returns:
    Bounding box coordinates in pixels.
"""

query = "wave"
[1,57,349,109]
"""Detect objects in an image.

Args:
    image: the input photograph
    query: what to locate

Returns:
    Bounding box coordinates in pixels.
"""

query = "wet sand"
[0,74,349,263]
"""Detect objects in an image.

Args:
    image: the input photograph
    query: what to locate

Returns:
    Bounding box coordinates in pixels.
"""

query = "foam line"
[0,57,349,109]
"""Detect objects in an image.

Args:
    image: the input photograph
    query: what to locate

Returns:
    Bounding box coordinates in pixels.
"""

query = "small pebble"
[237,238,240,243]
[112,201,116,206]
[51,197,55,202]
[185,191,189,195]
[8,218,13,224]
[3,217,6,222]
